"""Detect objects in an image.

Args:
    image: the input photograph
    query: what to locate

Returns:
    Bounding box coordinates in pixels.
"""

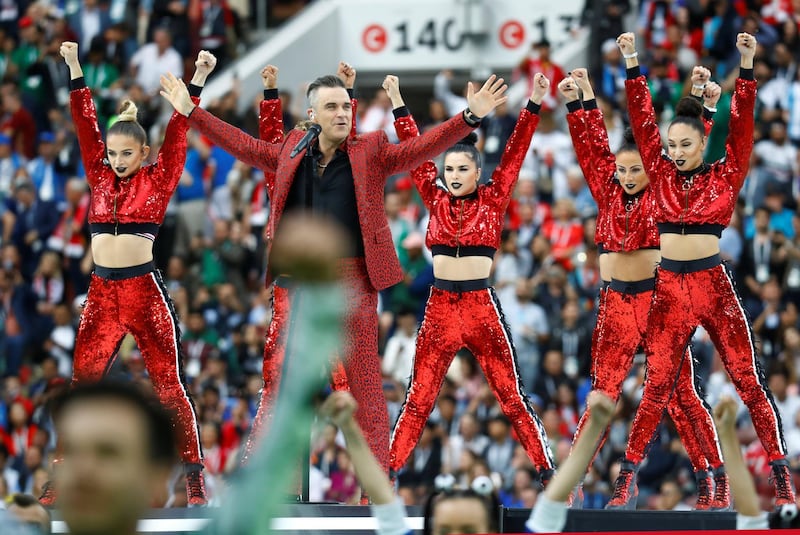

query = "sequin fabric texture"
[389,107,553,474]
[622,70,788,467]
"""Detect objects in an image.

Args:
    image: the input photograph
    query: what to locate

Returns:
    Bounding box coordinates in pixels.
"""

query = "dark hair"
[53,381,177,466]
[107,100,147,145]
[670,97,705,137]
[444,132,481,169]
[617,127,638,154]
[9,493,51,534]
[306,75,346,107]
[10,493,43,508]
[423,486,498,535]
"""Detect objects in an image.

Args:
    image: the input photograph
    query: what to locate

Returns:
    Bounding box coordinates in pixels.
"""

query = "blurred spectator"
[482,414,516,490]
[129,26,183,99]
[656,477,691,511]
[0,133,24,205]
[739,206,784,311]
[521,110,575,201]
[503,280,549,391]
[381,307,416,386]
[479,100,516,181]
[389,232,432,320]
[66,0,112,54]
[26,132,69,205]
[541,198,584,272]
[514,39,565,111]
[46,177,89,297]
[753,120,798,198]
[580,0,631,75]
[146,0,190,57]
[765,361,800,437]
[7,180,60,278]
[0,84,36,159]
[532,349,570,409]
[433,70,468,118]
[0,442,20,494]
[358,89,397,142]
[549,299,592,379]
[0,257,38,377]
[593,40,627,110]
[323,449,359,504]
[196,0,235,69]
[398,420,442,499]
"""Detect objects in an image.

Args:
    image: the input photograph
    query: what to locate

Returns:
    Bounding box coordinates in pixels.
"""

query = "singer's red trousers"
[244,259,385,470]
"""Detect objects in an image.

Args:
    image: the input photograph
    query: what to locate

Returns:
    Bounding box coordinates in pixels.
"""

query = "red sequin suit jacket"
[189,107,476,290]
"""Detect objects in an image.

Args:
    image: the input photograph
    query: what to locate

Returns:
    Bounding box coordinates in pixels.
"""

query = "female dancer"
[559,67,728,509]
[607,32,795,509]
[59,42,214,506]
[387,73,554,485]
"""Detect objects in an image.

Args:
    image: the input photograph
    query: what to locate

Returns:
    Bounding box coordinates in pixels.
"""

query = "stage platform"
[49,504,739,534]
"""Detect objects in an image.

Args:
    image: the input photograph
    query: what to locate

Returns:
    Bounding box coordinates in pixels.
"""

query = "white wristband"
[622,51,638,59]
[704,106,717,113]
[692,83,707,90]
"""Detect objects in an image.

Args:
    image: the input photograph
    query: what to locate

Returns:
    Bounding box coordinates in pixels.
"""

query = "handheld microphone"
[290,123,322,158]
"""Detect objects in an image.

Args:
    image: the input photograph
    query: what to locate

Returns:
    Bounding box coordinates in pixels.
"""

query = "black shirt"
[283,142,365,257]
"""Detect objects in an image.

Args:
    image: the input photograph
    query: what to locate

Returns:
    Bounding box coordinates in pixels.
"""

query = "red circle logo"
[499,20,525,49]
[362,24,387,53]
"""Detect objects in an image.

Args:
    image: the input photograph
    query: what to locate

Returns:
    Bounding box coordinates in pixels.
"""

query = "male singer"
[159,68,508,475]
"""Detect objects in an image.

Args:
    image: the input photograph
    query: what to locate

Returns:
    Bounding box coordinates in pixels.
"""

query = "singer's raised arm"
[160,72,282,173]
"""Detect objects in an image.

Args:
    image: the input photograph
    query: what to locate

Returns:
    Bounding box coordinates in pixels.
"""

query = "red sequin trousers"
[72,271,202,465]
[389,286,553,472]
[626,264,786,464]
[573,282,722,471]
[243,260,382,468]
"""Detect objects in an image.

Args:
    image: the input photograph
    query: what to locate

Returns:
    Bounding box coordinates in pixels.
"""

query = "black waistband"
[660,253,722,273]
[90,222,160,237]
[657,222,724,238]
[610,277,656,294]
[601,280,611,291]
[433,278,490,292]
[431,245,496,258]
[94,261,155,280]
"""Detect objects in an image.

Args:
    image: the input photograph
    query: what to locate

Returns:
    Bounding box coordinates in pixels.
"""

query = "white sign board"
[339,0,583,70]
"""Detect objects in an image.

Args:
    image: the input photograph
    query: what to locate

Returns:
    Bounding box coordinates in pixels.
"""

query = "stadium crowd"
[0,0,798,512]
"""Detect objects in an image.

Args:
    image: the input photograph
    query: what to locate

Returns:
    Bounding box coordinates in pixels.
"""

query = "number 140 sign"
[344,0,582,71]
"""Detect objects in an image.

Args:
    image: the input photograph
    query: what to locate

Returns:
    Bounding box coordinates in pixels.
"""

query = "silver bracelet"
[622,51,638,59]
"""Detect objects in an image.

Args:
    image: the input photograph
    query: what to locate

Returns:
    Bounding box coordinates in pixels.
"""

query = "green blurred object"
[207,283,344,534]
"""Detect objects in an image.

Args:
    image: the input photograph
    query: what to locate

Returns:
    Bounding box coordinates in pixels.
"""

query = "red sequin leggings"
[389,280,553,473]
[625,256,786,464]
[244,259,383,469]
[72,264,202,465]
[573,279,722,472]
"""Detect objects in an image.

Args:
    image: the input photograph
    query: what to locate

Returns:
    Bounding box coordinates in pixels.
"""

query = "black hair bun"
[622,127,635,145]
[459,132,479,146]
[674,96,703,119]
